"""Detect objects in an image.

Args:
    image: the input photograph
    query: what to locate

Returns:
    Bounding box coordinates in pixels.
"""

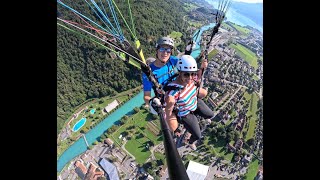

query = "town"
[57,21,263,180]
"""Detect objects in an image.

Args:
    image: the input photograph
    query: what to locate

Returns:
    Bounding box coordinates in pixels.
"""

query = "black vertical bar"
[154,101,189,180]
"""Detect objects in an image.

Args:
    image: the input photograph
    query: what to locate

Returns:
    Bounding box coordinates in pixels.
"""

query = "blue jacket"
[142,56,179,92]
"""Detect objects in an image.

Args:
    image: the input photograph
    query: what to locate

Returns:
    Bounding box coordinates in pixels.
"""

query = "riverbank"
[57,89,146,172]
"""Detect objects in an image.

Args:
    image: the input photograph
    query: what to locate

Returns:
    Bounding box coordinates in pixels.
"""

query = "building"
[104,138,114,147]
[85,162,104,179]
[104,99,120,113]
[74,160,104,180]
[186,160,209,180]
[74,160,88,179]
[99,158,120,180]
[211,92,219,100]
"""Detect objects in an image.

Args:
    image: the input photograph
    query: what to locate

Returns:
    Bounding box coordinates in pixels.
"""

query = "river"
[57,91,146,172]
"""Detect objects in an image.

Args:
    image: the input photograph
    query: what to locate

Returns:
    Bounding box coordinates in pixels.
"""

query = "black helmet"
[155,37,174,48]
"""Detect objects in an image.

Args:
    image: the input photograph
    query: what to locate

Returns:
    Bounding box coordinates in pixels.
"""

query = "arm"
[144,91,151,108]
[164,95,178,132]
[197,57,208,79]
[198,88,208,99]
[142,73,152,107]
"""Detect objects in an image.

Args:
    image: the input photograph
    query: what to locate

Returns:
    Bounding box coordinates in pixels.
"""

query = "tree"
[157,159,164,166]
[227,131,235,142]
[234,131,240,141]
[133,107,140,113]
[120,118,126,125]
[247,138,255,147]
[152,114,158,120]
[123,115,129,120]
[122,131,129,137]
[220,155,225,161]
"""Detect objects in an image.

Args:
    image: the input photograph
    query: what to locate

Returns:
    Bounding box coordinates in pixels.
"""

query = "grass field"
[125,135,151,164]
[183,3,199,11]
[243,92,259,141]
[188,21,203,28]
[208,49,219,61]
[253,74,259,81]
[169,31,183,39]
[221,22,234,31]
[204,138,233,161]
[110,109,162,164]
[245,158,259,180]
[154,152,166,166]
[229,43,258,70]
[229,23,251,37]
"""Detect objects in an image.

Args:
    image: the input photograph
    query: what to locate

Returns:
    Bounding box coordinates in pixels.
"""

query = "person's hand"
[200,58,208,69]
[143,104,149,110]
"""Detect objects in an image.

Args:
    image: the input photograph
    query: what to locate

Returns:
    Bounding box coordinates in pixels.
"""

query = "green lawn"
[183,3,199,11]
[229,23,251,36]
[188,21,203,28]
[169,31,183,39]
[245,158,259,180]
[110,109,162,164]
[221,22,234,31]
[154,152,167,166]
[229,43,258,70]
[208,49,219,61]
[207,139,233,161]
[243,92,259,141]
[253,74,259,81]
[125,136,151,164]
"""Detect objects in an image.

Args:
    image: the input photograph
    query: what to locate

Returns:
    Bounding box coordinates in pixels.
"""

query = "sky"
[233,0,263,3]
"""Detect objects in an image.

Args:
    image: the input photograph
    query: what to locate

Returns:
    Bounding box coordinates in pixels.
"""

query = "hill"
[57,0,190,134]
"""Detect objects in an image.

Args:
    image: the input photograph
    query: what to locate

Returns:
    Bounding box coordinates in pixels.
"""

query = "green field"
[229,23,251,37]
[169,31,183,39]
[221,22,234,31]
[125,135,152,164]
[243,92,259,141]
[253,74,259,81]
[188,21,203,28]
[110,109,162,164]
[154,152,166,166]
[245,158,259,180]
[204,138,233,161]
[230,43,258,70]
[208,49,219,61]
[183,3,199,11]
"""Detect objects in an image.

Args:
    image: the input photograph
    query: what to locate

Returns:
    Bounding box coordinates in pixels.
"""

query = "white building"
[104,99,120,113]
[186,160,209,180]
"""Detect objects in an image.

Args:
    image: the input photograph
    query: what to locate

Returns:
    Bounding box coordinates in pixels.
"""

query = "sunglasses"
[159,47,172,53]
[182,72,197,77]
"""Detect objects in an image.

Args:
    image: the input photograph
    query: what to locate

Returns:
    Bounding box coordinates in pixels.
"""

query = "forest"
[57,0,196,134]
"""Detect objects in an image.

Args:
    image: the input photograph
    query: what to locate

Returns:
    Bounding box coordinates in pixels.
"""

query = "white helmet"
[149,97,161,115]
[176,55,198,72]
